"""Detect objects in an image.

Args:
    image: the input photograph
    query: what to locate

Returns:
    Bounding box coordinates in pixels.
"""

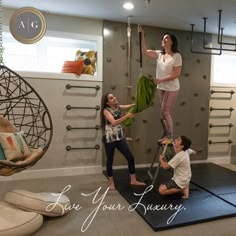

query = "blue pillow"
[0,144,6,160]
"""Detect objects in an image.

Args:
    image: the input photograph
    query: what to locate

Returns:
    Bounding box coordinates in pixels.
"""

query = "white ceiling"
[3,0,236,36]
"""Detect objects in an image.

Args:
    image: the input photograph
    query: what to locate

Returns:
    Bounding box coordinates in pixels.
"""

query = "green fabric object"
[123,74,156,127]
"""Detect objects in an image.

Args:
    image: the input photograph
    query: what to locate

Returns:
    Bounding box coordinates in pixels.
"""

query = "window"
[2,28,102,80]
[211,54,236,87]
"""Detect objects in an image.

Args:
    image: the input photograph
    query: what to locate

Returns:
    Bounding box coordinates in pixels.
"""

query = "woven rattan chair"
[0,65,53,176]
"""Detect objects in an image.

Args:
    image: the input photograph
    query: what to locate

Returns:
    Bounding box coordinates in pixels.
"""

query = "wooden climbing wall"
[103,21,211,166]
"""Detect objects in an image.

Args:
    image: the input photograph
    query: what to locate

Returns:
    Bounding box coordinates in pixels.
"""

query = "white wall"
[0,8,104,181]
[3,7,103,36]
[208,40,236,164]
[208,86,236,164]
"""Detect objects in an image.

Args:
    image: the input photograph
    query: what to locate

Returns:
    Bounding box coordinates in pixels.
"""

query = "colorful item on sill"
[75,50,97,75]
[62,60,84,75]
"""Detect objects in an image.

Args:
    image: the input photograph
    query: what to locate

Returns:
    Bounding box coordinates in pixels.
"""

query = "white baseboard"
[0,166,103,182]
[0,157,231,182]
[112,163,158,170]
[109,163,159,171]
[191,156,231,165]
[111,157,231,171]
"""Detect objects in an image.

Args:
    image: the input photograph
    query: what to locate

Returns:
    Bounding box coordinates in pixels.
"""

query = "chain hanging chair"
[0,65,53,176]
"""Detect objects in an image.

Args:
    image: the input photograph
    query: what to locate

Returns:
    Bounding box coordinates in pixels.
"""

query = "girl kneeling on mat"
[100,93,145,190]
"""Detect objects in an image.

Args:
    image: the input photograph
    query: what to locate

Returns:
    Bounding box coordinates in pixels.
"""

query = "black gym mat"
[112,164,236,231]
[191,162,236,206]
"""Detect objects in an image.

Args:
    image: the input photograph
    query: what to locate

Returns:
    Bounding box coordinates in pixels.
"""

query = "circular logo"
[10,7,47,44]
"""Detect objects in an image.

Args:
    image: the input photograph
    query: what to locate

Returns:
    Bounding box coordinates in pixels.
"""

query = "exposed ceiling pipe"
[190,24,222,55]
[217,10,236,46]
[202,17,236,52]
[190,10,236,55]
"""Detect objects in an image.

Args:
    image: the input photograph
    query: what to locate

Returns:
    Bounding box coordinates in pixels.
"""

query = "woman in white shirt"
[138,26,182,138]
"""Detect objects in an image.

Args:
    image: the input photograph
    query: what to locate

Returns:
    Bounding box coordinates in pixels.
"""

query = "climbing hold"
[110,85,116,90]
[106,57,112,62]
[135,137,140,142]
[196,148,203,153]
[175,121,181,126]
[146,147,152,153]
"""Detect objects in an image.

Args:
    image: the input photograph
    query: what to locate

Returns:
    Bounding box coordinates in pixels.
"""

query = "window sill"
[15,71,102,82]
[210,82,236,88]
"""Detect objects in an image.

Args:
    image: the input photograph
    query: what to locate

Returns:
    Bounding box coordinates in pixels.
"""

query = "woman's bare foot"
[130,174,146,186]
[157,137,168,144]
[108,176,116,190]
[130,180,146,186]
[108,184,116,190]
[182,186,189,199]
[158,137,173,145]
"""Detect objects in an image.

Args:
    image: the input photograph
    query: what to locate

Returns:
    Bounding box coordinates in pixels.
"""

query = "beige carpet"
[0,164,236,236]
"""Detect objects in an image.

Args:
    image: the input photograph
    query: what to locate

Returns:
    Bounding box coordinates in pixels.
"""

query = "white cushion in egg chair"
[4,189,71,217]
[0,201,43,236]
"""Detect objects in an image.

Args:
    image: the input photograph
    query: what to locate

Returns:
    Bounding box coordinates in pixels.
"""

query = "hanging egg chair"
[0,65,53,176]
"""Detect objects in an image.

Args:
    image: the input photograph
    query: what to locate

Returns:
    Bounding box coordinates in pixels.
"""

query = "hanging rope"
[123,24,156,127]
[126,16,132,98]
[139,25,143,73]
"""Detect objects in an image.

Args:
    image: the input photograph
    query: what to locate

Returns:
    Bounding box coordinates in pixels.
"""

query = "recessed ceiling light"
[123,2,134,10]
[103,28,110,36]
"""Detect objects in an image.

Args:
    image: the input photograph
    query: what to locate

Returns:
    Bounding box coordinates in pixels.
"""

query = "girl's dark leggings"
[103,138,135,177]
